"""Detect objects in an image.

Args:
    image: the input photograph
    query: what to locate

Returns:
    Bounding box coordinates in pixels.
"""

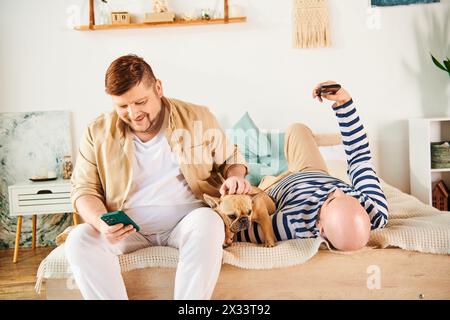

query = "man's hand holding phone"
[98,220,136,244]
[98,211,139,244]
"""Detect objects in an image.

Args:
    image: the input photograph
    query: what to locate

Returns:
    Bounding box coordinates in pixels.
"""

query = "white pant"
[65,207,225,300]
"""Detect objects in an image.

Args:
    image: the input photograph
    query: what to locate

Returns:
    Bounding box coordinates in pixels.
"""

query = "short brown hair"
[105,54,156,95]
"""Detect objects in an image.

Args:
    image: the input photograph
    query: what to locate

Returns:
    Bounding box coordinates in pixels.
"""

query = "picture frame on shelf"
[111,11,131,24]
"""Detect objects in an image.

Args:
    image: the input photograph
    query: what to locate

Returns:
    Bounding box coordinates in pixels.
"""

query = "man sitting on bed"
[65,54,252,300]
[236,81,389,251]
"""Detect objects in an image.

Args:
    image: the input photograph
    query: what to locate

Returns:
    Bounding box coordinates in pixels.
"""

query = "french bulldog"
[203,187,276,247]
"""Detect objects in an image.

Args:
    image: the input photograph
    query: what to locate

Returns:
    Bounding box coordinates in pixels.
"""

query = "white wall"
[1,0,449,192]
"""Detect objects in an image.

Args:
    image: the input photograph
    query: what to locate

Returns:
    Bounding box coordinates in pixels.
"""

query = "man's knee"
[285,123,312,139]
[185,208,225,244]
[65,223,99,262]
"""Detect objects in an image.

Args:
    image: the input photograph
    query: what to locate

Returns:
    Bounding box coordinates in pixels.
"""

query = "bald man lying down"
[236,81,389,251]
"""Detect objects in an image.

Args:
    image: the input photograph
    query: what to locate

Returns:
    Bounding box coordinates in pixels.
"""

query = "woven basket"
[431,141,450,169]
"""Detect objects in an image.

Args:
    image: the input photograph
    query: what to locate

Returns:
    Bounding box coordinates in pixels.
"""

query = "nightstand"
[8,179,79,263]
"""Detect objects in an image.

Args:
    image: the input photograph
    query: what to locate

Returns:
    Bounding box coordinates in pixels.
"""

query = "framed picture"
[371,0,440,6]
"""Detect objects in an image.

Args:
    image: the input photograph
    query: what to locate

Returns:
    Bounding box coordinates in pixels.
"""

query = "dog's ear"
[203,194,221,209]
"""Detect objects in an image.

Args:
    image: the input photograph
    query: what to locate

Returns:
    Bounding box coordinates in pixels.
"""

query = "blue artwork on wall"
[372,0,439,6]
[0,111,73,248]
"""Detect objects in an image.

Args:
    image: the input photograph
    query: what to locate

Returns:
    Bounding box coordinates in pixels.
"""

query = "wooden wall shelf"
[76,0,245,31]
[74,17,246,31]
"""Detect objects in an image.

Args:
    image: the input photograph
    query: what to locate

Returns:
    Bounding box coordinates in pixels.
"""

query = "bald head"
[317,189,371,251]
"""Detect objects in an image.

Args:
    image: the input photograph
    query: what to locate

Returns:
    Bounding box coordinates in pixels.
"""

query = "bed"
[35,133,450,300]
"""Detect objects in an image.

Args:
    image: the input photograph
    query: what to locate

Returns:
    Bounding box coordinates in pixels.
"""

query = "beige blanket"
[35,178,450,293]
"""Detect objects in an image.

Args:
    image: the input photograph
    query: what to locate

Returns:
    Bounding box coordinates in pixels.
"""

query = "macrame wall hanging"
[293,0,331,49]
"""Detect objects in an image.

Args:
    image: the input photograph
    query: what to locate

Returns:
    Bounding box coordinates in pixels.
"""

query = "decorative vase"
[201,8,212,20]
[62,155,73,179]
[97,0,111,25]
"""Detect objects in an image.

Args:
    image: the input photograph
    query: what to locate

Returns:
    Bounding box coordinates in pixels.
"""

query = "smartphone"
[316,84,341,96]
[100,210,140,232]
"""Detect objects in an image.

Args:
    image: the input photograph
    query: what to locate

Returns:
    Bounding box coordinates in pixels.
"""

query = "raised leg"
[258,123,331,192]
[13,216,23,263]
[284,123,329,174]
[32,215,37,250]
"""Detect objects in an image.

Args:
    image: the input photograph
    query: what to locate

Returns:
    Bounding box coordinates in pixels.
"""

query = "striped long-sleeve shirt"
[237,99,389,244]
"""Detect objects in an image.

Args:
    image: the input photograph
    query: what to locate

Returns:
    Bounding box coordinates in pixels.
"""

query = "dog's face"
[204,189,277,247]
[204,193,256,233]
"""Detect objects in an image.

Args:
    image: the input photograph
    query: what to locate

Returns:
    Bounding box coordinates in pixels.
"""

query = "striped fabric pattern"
[237,100,389,244]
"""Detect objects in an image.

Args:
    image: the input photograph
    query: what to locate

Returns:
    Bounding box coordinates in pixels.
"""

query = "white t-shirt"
[122,129,204,243]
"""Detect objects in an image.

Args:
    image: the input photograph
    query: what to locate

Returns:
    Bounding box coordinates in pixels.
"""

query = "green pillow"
[227,113,288,186]
[264,131,288,170]
[228,112,271,160]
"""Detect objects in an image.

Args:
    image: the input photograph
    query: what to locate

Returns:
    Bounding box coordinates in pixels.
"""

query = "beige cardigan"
[70,97,248,212]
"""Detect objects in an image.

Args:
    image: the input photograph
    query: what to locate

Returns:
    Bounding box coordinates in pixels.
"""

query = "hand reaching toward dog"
[220,176,252,196]
[312,80,352,108]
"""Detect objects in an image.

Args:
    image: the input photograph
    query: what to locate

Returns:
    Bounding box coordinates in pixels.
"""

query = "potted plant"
[430,53,450,77]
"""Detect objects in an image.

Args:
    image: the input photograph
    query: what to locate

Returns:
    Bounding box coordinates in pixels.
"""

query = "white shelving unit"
[409,118,450,207]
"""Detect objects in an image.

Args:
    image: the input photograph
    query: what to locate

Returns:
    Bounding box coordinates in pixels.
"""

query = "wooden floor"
[1,246,449,300]
[0,247,54,300]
